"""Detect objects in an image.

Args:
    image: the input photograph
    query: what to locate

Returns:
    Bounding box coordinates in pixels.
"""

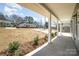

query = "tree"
[33,21,39,27]
[0,12,6,20]
[28,16,34,24]
[10,14,23,26]
[45,22,48,29]
[24,16,34,24]
[24,16,29,23]
[15,16,23,25]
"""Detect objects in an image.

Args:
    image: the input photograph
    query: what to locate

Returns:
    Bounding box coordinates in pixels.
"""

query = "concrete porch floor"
[33,33,78,56]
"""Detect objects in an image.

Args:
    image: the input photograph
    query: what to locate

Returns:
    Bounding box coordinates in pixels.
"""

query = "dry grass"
[0,28,46,52]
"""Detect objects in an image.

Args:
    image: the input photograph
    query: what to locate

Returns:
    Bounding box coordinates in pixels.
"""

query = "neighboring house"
[0,20,11,23]
[0,20,13,27]
[16,23,37,28]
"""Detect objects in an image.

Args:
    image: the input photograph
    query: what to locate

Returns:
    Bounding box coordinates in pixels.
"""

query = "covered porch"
[18,3,79,56]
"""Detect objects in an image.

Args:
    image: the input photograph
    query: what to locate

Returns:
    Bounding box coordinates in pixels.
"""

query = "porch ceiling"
[18,3,50,18]
[18,3,76,23]
[18,3,59,21]
[43,3,76,23]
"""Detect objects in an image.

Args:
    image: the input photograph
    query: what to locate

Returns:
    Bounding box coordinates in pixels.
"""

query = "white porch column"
[70,23,72,33]
[57,20,59,36]
[60,22,62,34]
[48,13,51,43]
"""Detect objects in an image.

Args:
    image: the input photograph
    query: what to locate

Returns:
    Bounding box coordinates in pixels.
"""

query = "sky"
[0,3,56,26]
[0,3,48,25]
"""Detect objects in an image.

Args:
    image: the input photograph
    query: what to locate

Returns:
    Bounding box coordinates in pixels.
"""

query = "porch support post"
[48,12,51,43]
[60,22,62,34]
[57,20,59,36]
[70,22,72,33]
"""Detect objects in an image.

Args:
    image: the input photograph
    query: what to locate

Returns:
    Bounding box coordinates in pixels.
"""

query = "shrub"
[15,49,23,56]
[33,35,39,45]
[51,33,54,38]
[8,41,20,53]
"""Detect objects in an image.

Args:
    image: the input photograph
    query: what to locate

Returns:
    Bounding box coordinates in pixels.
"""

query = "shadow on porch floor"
[33,33,78,56]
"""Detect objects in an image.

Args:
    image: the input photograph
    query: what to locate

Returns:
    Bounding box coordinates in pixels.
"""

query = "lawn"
[0,28,46,52]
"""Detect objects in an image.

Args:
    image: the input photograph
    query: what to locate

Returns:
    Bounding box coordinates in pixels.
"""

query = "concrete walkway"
[33,35,78,56]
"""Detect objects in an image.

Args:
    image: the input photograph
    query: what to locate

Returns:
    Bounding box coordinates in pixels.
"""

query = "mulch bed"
[0,37,47,56]
[0,32,57,56]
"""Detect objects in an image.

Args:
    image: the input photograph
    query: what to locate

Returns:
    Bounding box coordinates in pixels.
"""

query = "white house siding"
[16,23,37,28]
